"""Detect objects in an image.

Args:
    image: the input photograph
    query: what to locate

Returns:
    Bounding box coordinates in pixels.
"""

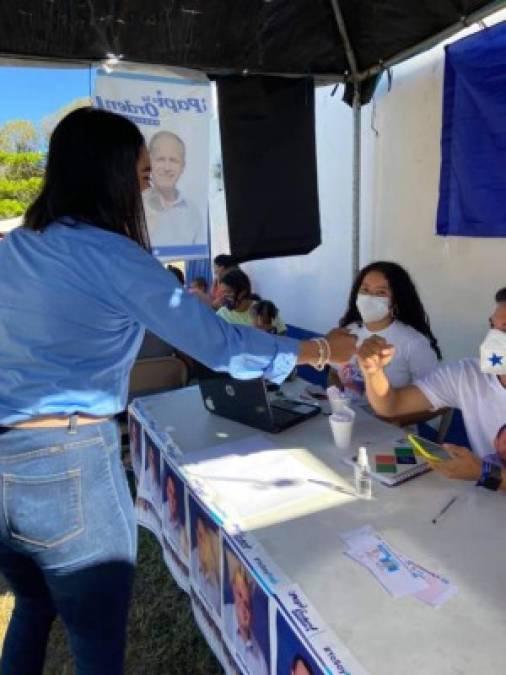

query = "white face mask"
[356,294,391,324]
[480,328,506,374]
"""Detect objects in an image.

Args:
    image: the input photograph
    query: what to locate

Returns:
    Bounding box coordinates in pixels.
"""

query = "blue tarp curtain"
[437,21,506,237]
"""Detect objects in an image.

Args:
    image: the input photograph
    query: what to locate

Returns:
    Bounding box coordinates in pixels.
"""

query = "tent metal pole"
[352,81,361,277]
[328,0,361,276]
[357,0,506,82]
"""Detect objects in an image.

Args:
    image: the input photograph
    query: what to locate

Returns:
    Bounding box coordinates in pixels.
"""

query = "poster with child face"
[161,457,190,593]
[223,538,270,675]
[189,494,222,618]
[276,611,323,675]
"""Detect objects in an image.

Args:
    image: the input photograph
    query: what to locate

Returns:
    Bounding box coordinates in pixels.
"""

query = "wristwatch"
[477,460,502,491]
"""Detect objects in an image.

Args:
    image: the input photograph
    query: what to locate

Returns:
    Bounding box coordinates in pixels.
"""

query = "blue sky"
[0,66,93,128]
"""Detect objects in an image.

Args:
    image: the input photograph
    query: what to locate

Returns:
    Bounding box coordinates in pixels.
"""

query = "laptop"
[197,368,320,433]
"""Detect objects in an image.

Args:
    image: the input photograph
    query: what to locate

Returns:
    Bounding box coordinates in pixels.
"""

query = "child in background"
[190,277,208,293]
[250,300,279,334]
[188,276,212,306]
[217,269,287,335]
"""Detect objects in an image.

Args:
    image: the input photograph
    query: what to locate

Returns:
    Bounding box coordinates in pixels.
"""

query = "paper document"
[181,434,352,526]
[340,526,457,605]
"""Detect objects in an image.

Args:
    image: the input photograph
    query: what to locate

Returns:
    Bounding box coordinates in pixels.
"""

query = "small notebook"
[342,444,431,487]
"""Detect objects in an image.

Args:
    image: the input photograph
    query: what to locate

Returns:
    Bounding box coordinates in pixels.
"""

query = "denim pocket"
[3,469,84,548]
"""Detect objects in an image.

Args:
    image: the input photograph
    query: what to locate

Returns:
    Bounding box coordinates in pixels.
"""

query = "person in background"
[0,107,356,673]
[217,268,287,335]
[250,300,279,334]
[329,261,441,404]
[190,276,208,294]
[188,276,213,306]
[357,288,506,491]
[210,254,237,309]
[166,264,185,286]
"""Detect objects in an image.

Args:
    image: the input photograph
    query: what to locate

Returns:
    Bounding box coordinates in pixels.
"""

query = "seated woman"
[329,261,441,421]
[217,269,287,335]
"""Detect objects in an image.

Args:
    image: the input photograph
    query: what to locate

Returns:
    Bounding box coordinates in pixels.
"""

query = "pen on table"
[432,496,458,524]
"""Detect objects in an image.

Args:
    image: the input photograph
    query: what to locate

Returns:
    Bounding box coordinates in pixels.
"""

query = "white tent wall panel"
[364,21,506,363]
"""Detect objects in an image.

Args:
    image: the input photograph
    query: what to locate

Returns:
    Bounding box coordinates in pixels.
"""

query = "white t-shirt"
[415,358,506,458]
[333,320,438,398]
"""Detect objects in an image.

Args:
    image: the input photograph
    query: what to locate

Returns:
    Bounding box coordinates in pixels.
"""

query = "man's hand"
[356,335,395,376]
[427,444,482,481]
[325,328,357,365]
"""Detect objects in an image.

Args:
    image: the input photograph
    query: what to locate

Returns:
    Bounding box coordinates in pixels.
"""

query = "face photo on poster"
[128,414,143,479]
[94,68,210,260]
[276,611,323,675]
[223,538,270,675]
[161,458,189,562]
[189,494,222,617]
[140,435,162,512]
[136,496,162,540]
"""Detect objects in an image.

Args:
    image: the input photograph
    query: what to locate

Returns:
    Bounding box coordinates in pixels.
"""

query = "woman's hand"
[356,335,395,376]
[325,328,358,365]
[427,444,482,481]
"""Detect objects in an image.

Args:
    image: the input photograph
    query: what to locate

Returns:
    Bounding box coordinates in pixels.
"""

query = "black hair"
[340,261,442,360]
[496,424,506,440]
[166,264,185,286]
[291,655,313,674]
[220,268,252,299]
[495,288,506,303]
[191,276,208,291]
[214,254,237,268]
[23,107,150,249]
[251,300,278,323]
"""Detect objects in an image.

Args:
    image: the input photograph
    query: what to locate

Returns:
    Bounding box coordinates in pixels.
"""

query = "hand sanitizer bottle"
[354,446,372,499]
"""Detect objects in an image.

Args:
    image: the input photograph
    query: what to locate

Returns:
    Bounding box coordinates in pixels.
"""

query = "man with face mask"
[356,288,506,491]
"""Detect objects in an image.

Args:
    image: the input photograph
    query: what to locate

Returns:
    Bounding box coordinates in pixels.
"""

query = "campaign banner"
[94,66,210,260]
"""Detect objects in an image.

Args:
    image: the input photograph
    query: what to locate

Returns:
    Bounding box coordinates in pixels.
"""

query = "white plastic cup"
[327,386,352,415]
[329,407,355,450]
[328,391,352,415]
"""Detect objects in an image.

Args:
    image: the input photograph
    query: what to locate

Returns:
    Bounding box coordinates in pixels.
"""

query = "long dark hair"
[23,107,150,250]
[340,261,442,359]
[220,268,252,299]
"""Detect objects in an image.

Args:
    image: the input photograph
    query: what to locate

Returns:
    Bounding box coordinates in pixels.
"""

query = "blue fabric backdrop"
[437,21,506,237]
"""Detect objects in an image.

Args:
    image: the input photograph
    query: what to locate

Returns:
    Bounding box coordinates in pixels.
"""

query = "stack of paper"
[340,526,457,608]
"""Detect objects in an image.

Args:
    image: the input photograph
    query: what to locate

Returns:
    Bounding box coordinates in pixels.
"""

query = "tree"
[0,120,39,153]
[41,97,92,141]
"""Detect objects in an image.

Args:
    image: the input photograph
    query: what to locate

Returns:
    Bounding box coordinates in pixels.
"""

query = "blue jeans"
[0,420,137,674]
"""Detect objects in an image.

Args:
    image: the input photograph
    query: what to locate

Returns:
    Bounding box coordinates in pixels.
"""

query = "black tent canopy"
[0,1,504,103]
[1,0,505,268]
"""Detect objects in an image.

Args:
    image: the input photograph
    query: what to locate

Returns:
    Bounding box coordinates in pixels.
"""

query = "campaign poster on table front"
[136,433,162,539]
[223,537,271,675]
[94,66,210,260]
[128,413,143,479]
[160,456,190,591]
